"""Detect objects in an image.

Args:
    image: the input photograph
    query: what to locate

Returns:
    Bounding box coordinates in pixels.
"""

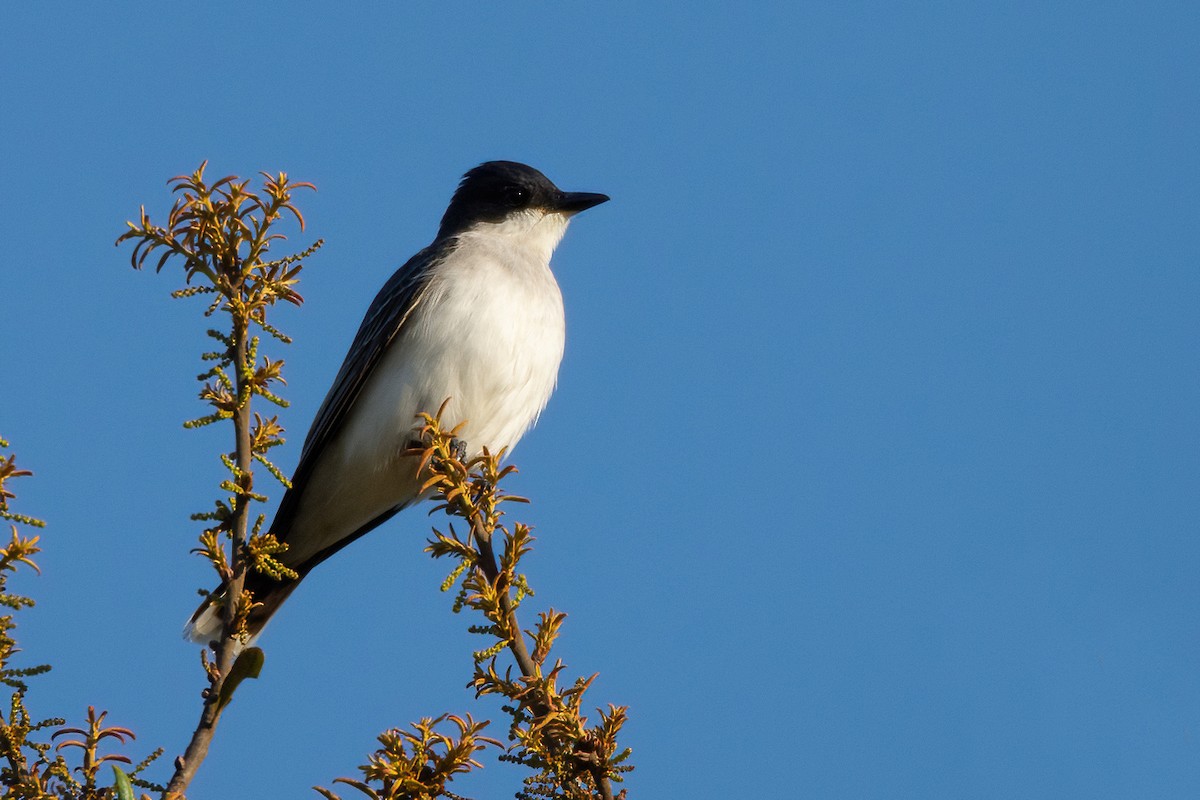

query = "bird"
[187,161,609,643]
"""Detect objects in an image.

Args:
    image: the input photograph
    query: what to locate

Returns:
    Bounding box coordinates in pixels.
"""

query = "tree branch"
[469,517,616,800]
[163,320,254,800]
[417,418,628,800]
[118,165,318,799]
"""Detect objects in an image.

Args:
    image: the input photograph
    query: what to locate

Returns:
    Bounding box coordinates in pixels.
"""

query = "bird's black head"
[437,161,609,239]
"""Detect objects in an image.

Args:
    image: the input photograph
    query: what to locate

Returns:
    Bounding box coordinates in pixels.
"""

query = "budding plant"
[314,413,633,800]
[418,414,633,800]
[0,437,162,799]
[116,164,321,798]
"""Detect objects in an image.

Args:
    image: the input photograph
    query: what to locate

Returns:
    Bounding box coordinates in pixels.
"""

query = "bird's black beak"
[556,191,610,215]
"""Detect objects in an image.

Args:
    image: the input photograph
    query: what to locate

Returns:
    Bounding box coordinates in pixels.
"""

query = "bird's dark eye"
[504,185,529,206]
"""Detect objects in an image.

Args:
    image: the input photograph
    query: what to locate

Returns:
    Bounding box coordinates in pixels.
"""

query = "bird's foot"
[406,430,469,474]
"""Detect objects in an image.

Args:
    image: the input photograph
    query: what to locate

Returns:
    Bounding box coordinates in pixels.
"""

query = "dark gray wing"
[270,241,448,542]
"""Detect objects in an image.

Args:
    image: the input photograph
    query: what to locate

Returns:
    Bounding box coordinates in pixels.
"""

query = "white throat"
[461,208,571,265]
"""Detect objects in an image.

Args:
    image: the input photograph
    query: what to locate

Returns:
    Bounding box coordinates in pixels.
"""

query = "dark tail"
[184,571,304,644]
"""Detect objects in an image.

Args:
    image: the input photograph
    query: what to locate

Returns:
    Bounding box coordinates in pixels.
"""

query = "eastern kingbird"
[187,161,608,642]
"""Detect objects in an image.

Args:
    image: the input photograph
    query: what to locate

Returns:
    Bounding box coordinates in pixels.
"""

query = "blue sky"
[2,3,1198,798]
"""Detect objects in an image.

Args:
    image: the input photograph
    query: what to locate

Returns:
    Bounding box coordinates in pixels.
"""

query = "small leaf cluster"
[417,416,633,800]
[50,707,162,799]
[118,165,321,798]
[470,615,633,800]
[117,164,318,638]
[0,439,59,797]
[116,161,316,322]
[0,439,161,799]
[314,714,499,800]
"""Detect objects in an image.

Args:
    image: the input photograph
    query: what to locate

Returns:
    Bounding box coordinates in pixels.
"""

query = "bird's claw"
[422,436,470,474]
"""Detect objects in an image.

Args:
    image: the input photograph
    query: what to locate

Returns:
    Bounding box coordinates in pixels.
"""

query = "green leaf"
[217,646,265,711]
[112,765,136,800]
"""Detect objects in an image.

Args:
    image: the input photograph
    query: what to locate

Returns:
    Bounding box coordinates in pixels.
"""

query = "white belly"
[283,234,566,563]
[350,238,566,460]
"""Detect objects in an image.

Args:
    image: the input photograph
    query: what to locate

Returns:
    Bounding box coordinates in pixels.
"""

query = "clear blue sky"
[2,3,1198,798]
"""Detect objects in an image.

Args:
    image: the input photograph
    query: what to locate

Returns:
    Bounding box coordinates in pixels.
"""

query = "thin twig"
[163,320,254,800]
[468,516,616,800]
[470,518,539,681]
[119,165,316,799]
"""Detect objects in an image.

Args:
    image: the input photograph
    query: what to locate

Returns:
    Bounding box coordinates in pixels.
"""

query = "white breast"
[343,209,568,467]
[278,210,571,565]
